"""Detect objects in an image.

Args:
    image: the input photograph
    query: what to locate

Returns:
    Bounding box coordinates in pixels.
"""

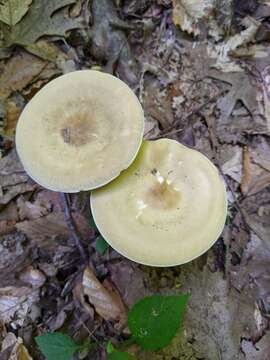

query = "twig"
[73,312,103,349]
[61,193,88,263]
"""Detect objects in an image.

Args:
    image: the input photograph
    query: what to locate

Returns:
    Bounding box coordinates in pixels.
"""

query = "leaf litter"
[1,0,270,359]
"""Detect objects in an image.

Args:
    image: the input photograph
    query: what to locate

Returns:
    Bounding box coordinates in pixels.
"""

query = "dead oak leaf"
[0,0,32,26]
[209,71,258,122]
[172,0,215,36]
[16,212,92,244]
[17,195,51,221]
[82,266,127,327]
[25,39,69,63]
[0,50,47,99]
[1,0,79,48]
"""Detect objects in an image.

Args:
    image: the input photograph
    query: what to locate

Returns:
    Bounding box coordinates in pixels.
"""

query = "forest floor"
[0,0,270,359]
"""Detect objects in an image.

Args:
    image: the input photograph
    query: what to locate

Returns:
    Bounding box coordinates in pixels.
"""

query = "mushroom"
[16,70,144,192]
[90,139,227,266]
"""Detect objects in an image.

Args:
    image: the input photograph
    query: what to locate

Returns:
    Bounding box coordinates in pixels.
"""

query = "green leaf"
[108,351,136,360]
[0,0,32,26]
[35,332,81,360]
[106,341,115,354]
[1,0,79,48]
[128,294,189,351]
[106,341,136,360]
[96,236,109,254]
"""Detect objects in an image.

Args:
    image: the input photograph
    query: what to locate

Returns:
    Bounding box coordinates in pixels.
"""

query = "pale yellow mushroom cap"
[91,139,227,266]
[15,70,144,192]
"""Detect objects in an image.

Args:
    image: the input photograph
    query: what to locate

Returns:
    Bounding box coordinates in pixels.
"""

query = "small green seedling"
[35,332,93,360]
[36,294,189,360]
[106,341,135,360]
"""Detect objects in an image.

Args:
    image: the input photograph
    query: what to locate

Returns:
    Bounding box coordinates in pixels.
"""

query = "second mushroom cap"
[91,139,227,266]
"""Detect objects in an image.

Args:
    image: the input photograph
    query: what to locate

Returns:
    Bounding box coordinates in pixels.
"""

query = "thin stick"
[61,193,88,263]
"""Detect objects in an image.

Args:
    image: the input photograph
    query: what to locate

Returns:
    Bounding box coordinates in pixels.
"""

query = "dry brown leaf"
[16,212,92,243]
[0,220,17,235]
[0,286,39,325]
[237,142,270,195]
[82,266,127,326]
[73,282,94,318]
[241,146,251,194]
[108,260,151,308]
[0,51,47,98]
[1,332,33,360]
[16,212,69,241]
[17,196,51,221]
[0,183,37,206]
[246,168,270,195]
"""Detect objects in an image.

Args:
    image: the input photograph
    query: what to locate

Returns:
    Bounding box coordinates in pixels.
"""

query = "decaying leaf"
[0,51,47,99]
[82,267,127,326]
[243,213,270,251]
[17,196,51,220]
[1,97,24,136]
[1,332,33,360]
[172,0,215,36]
[0,286,39,325]
[70,0,82,18]
[241,332,270,360]
[18,266,46,288]
[0,0,32,26]
[208,17,260,72]
[178,262,258,359]
[0,149,24,174]
[1,0,79,48]
[251,137,270,172]
[25,39,69,63]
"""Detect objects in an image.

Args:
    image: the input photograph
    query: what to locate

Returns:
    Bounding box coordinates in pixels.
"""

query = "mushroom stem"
[61,193,88,263]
